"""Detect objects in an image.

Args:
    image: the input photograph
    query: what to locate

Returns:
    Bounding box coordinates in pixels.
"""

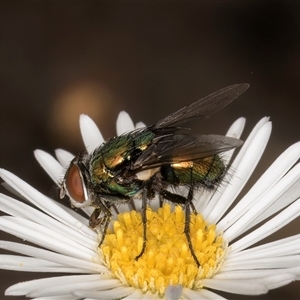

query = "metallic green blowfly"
[60,83,249,267]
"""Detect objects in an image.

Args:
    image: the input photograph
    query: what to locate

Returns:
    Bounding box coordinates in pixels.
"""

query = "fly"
[60,83,249,267]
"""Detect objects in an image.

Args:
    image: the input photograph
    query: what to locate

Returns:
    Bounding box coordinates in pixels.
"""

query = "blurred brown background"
[0,2,300,300]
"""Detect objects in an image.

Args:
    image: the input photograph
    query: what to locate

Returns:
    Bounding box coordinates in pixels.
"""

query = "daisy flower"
[0,111,300,299]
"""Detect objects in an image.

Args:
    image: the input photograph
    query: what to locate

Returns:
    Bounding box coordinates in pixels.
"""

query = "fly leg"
[159,188,200,267]
[135,187,148,261]
[89,208,111,247]
[184,186,200,267]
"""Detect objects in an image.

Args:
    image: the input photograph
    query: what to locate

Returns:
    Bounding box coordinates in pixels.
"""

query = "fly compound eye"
[65,164,87,204]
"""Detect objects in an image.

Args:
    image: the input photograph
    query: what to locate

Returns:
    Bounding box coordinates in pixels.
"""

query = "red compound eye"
[65,164,85,203]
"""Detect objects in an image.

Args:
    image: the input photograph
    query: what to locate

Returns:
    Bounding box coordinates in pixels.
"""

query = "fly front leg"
[89,208,111,247]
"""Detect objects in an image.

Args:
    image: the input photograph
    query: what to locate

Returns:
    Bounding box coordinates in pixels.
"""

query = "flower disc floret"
[100,204,226,296]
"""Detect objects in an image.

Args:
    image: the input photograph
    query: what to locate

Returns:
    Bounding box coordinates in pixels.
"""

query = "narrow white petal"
[183,287,226,299]
[32,296,78,300]
[1,182,26,200]
[135,121,146,129]
[224,163,300,241]
[223,255,300,271]
[55,149,74,169]
[79,114,104,153]
[0,217,97,261]
[202,278,268,295]
[0,241,105,273]
[0,169,96,237]
[116,111,135,135]
[52,199,90,226]
[221,117,246,164]
[74,286,136,299]
[230,199,300,253]
[0,255,87,273]
[204,120,272,223]
[138,291,159,300]
[290,266,300,279]
[182,288,209,299]
[0,194,35,219]
[215,269,296,280]
[34,150,64,185]
[229,117,270,167]
[255,273,296,289]
[218,142,300,233]
[5,274,102,296]
[121,289,146,299]
[225,117,245,140]
[29,279,121,297]
[196,288,227,300]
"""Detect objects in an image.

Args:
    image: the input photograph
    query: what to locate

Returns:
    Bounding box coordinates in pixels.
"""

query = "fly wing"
[152,83,249,129]
[133,134,242,171]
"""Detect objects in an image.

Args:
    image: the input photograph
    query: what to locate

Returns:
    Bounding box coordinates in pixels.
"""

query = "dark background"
[0,2,299,299]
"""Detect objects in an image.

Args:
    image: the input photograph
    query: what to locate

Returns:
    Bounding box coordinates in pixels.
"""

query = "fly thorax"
[90,159,112,185]
[106,177,142,197]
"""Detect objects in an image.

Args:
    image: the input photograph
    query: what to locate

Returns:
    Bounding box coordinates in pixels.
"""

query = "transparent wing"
[152,83,249,129]
[133,134,242,170]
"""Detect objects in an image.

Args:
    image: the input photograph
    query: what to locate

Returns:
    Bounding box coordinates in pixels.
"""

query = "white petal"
[0,241,103,273]
[254,273,296,290]
[221,117,246,164]
[32,296,78,300]
[183,287,227,299]
[55,149,74,169]
[79,114,104,153]
[182,288,209,300]
[225,117,245,140]
[0,255,88,273]
[116,111,135,135]
[121,289,146,299]
[230,117,270,166]
[73,286,136,299]
[230,198,300,253]
[28,279,121,298]
[135,121,146,129]
[202,278,268,295]
[215,269,296,280]
[5,274,102,296]
[223,255,300,271]
[34,150,64,185]
[51,198,90,226]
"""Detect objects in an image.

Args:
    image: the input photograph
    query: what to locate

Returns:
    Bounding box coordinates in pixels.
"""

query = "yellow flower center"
[99,204,226,297]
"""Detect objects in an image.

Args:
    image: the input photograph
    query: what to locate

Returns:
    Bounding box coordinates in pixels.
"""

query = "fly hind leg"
[160,188,200,267]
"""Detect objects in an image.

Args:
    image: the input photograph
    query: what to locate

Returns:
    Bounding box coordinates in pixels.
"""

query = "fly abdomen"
[161,155,226,189]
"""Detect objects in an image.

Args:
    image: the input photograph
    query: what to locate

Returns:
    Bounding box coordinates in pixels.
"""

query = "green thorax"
[89,129,155,196]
